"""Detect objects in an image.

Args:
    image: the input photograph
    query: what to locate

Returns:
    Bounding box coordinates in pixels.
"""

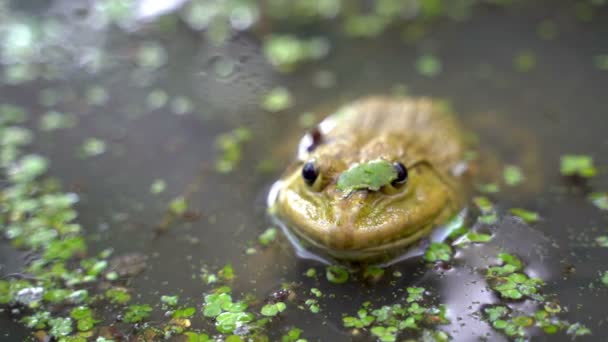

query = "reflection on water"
[0,0,607,341]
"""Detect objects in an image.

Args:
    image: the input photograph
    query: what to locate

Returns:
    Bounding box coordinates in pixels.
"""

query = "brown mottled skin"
[271,96,468,261]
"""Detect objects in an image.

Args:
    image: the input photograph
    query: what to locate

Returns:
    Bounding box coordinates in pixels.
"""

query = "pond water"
[1,1,607,341]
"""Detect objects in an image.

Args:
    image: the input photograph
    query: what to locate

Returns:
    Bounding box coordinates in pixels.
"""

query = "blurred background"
[1,0,608,341]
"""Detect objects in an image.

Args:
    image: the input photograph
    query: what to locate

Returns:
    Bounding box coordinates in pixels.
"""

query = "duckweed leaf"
[49,317,73,337]
[172,307,196,319]
[567,323,592,337]
[509,208,540,223]
[281,327,303,342]
[184,332,212,342]
[326,265,349,284]
[304,298,320,313]
[105,288,131,304]
[589,192,608,210]
[336,160,397,193]
[503,165,524,186]
[123,304,152,323]
[260,302,286,316]
[424,242,452,262]
[406,287,425,303]
[560,155,597,178]
[370,326,398,342]
[161,295,179,306]
[416,54,442,77]
[261,87,293,112]
[258,227,277,246]
[215,312,254,334]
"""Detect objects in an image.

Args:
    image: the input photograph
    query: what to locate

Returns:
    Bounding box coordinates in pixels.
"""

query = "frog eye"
[302,161,319,185]
[392,162,408,185]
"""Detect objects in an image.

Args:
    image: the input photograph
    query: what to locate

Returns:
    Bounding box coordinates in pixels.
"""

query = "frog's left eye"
[392,162,408,185]
[302,161,319,185]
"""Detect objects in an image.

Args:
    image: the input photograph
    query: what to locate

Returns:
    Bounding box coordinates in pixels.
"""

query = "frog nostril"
[392,162,408,185]
[306,126,323,152]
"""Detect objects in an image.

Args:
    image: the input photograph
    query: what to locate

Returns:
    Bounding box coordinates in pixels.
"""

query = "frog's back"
[325,96,465,173]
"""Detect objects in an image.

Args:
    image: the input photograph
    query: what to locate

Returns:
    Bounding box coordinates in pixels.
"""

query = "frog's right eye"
[302,162,319,185]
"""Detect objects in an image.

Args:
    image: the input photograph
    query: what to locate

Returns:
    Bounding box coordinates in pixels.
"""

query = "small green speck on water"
[136,41,167,69]
[416,54,442,77]
[503,165,524,186]
[596,236,608,247]
[161,295,179,307]
[0,104,27,124]
[448,225,470,240]
[589,192,608,211]
[258,227,277,246]
[305,268,316,278]
[49,317,73,337]
[256,158,277,173]
[39,111,77,131]
[326,265,349,284]
[594,54,608,71]
[219,264,236,281]
[260,302,286,316]
[343,15,388,38]
[150,179,167,194]
[567,323,592,337]
[514,51,537,72]
[85,86,109,106]
[424,242,452,262]
[184,332,211,342]
[363,266,385,280]
[537,20,558,40]
[473,196,494,213]
[560,154,597,178]
[298,112,317,128]
[484,305,508,322]
[476,183,500,194]
[281,327,304,342]
[509,208,540,223]
[305,298,320,313]
[370,326,398,342]
[263,35,329,72]
[215,311,254,334]
[406,287,425,303]
[80,138,106,158]
[123,304,152,323]
[105,288,131,304]
[172,307,196,319]
[601,271,608,287]
[261,87,293,112]
[456,231,493,244]
[479,213,498,225]
[169,196,188,215]
[170,96,194,115]
[146,89,169,110]
[70,306,97,332]
[215,127,252,173]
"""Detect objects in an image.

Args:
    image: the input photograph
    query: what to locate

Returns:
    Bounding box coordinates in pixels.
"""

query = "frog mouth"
[274,202,462,264]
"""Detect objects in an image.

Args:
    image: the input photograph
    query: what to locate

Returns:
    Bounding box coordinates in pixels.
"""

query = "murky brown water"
[1,1,608,341]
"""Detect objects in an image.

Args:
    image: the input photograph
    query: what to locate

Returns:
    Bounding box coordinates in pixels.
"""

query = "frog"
[267,96,470,263]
